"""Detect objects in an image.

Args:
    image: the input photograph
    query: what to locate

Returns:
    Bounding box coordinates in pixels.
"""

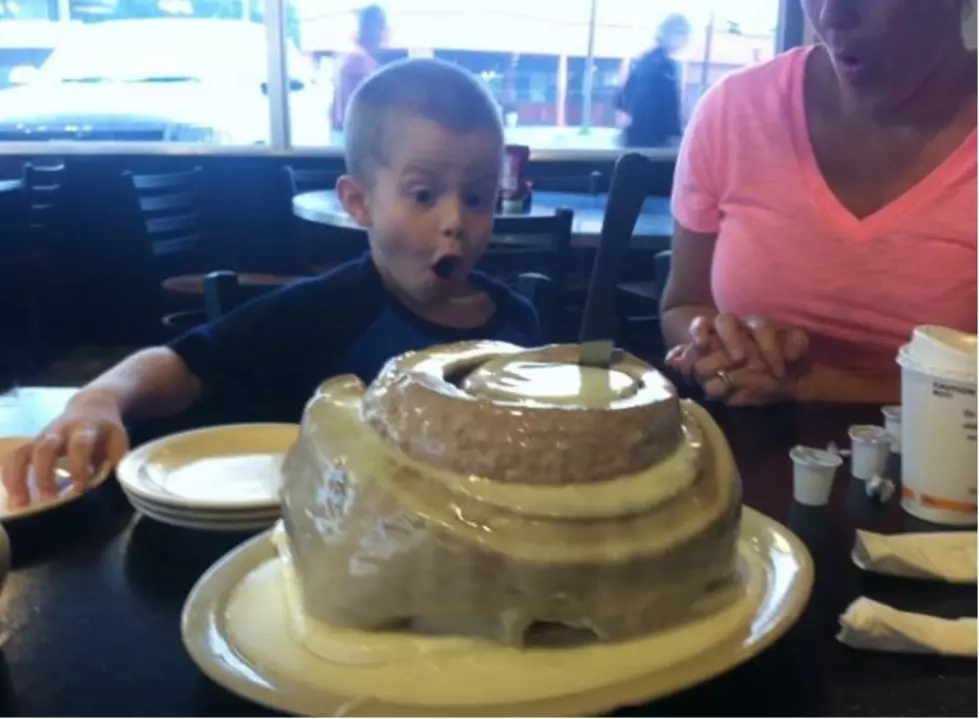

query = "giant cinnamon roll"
[278,341,742,653]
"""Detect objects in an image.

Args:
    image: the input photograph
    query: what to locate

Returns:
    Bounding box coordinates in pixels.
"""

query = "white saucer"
[182,508,814,716]
[116,424,298,512]
[0,436,112,522]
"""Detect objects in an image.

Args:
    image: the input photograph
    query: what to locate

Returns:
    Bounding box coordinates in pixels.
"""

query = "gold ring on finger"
[714,369,736,395]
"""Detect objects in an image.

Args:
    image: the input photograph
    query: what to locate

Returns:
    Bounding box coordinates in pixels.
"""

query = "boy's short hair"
[344,58,504,182]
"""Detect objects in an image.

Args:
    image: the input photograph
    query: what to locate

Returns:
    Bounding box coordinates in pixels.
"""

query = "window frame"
[0,0,803,159]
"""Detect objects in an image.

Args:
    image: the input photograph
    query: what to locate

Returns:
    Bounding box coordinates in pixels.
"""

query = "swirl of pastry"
[361,342,683,485]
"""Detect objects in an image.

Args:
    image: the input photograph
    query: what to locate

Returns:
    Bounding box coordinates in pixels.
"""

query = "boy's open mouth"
[432,255,462,280]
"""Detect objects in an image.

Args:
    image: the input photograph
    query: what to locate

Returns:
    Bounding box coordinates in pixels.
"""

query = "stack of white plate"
[116,423,299,532]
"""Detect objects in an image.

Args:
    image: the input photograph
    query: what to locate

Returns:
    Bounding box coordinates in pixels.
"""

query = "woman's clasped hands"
[666,314,810,406]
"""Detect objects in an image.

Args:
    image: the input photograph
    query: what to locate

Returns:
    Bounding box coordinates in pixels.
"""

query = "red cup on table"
[500,144,530,214]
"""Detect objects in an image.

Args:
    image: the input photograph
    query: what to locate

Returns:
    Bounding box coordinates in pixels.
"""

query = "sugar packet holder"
[851,530,977,584]
[837,597,977,657]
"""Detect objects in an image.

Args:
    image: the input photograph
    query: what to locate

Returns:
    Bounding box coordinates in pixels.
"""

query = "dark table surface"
[292,190,673,251]
[0,391,976,717]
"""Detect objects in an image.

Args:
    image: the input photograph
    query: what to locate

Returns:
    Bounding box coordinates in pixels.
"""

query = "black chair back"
[581,154,648,340]
[481,207,574,340]
[123,166,207,277]
[0,179,28,254]
[23,162,66,242]
[283,165,339,196]
[528,170,605,195]
[282,165,364,273]
[580,153,668,360]
[0,180,31,342]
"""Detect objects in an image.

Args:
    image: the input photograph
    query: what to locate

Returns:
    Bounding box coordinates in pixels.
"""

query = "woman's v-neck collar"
[792,46,977,240]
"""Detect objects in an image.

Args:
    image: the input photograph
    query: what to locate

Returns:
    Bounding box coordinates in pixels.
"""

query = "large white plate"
[181,507,814,716]
[0,436,112,522]
[126,491,279,533]
[116,424,298,512]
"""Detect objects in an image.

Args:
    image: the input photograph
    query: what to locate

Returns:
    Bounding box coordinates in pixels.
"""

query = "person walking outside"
[617,13,692,148]
[332,4,388,134]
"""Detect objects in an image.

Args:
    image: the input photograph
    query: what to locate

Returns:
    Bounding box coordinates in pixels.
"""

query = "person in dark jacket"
[618,13,692,148]
[332,5,388,132]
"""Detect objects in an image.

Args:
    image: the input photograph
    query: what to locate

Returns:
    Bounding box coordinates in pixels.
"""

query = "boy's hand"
[1,392,130,508]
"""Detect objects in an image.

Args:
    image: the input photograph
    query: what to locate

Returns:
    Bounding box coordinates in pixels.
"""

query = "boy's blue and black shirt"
[169,252,540,422]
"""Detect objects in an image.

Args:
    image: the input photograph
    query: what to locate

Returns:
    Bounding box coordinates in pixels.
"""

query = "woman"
[618,13,691,148]
[663,0,977,405]
[331,4,388,133]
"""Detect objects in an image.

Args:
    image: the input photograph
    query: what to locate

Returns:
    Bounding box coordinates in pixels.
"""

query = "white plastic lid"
[790,445,843,468]
[847,424,891,445]
[881,405,901,422]
[896,325,977,381]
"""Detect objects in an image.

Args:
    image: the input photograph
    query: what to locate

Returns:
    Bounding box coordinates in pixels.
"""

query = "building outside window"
[0,0,785,151]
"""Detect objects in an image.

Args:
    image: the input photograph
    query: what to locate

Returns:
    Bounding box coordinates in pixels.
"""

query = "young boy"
[2,58,539,507]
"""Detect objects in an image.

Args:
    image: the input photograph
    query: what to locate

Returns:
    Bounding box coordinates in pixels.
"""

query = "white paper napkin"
[837,597,977,657]
[851,530,977,584]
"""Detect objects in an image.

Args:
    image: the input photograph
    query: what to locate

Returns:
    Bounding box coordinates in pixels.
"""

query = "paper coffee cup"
[848,425,891,481]
[790,446,842,506]
[897,326,977,526]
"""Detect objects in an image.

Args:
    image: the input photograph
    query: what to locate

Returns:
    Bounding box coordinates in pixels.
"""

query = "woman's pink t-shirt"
[671,47,977,376]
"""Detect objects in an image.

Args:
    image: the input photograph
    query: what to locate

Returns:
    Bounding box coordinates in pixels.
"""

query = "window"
[0,0,276,142]
[0,0,788,152]
[292,0,783,152]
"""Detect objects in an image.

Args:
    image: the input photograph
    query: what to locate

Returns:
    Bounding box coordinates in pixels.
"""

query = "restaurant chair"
[281,164,365,274]
[617,248,672,316]
[601,153,671,318]
[0,178,39,375]
[120,166,212,336]
[119,167,301,338]
[125,166,208,271]
[481,207,574,341]
[527,169,605,195]
[581,153,668,363]
[18,162,68,365]
[24,162,67,238]
[283,165,339,196]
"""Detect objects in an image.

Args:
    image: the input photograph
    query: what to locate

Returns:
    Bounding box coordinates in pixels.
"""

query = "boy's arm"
[168,280,324,412]
[167,267,383,418]
[70,347,203,422]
